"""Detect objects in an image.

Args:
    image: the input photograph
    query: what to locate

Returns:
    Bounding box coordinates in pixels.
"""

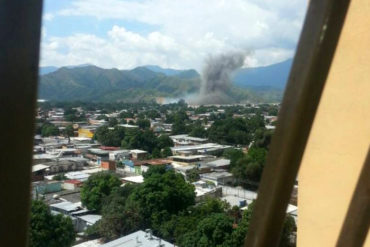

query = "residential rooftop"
[100,230,173,247]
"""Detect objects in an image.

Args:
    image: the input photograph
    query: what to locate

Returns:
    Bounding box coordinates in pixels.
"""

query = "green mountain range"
[38,60,291,103]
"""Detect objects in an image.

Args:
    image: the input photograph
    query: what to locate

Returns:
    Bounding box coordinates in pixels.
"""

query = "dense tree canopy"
[91,166,196,242]
[130,166,196,227]
[223,148,245,169]
[64,108,84,122]
[121,130,173,154]
[41,123,59,137]
[161,146,173,157]
[179,213,234,247]
[189,124,208,138]
[207,117,252,145]
[63,124,74,137]
[252,128,274,150]
[136,118,151,129]
[108,117,118,127]
[96,184,141,241]
[29,200,75,247]
[122,129,158,153]
[231,147,267,187]
[157,134,174,149]
[186,168,200,183]
[81,172,122,212]
[94,126,125,147]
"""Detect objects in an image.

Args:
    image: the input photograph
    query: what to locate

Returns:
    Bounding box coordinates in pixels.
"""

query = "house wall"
[34,181,62,194]
[78,128,94,138]
[101,160,116,171]
[62,182,77,190]
[298,0,370,246]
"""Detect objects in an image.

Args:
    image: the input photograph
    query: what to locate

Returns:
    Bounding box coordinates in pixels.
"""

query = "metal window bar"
[244,0,351,246]
[0,1,368,247]
[0,1,43,247]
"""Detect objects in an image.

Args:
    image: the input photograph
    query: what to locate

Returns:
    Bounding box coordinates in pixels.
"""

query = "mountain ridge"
[38,59,291,103]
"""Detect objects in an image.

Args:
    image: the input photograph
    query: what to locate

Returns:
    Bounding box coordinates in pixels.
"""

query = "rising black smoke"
[189,52,246,105]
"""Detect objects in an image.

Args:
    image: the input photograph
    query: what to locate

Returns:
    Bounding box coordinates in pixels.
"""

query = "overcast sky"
[40,0,308,70]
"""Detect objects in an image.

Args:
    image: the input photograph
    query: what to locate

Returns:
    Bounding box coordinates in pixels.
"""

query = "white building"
[100,230,173,247]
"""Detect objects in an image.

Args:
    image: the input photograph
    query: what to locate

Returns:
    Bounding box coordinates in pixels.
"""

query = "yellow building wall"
[78,128,94,138]
[298,0,370,246]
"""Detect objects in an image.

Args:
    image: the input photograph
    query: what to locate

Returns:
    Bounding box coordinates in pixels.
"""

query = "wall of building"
[78,128,94,138]
[298,0,370,246]
[101,160,116,171]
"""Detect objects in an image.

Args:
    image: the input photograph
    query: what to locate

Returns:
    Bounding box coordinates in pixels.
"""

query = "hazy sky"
[40,0,307,70]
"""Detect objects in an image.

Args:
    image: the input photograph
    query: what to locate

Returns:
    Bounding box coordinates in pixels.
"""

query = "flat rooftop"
[122,175,144,184]
[100,230,173,247]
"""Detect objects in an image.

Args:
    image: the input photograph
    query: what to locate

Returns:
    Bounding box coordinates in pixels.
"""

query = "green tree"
[225,201,296,247]
[207,117,251,145]
[252,128,273,150]
[161,147,173,157]
[246,114,265,133]
[189,125,207,138]
[64,124,74,137]
[29,200,75,247]
[172,119,187,135]
[186,168,200,183]
[94,126,125,146]
[108,117,118,127]
[41,123,59,137]
[157,134,174,149]
[159,197,230,244]
[64,108,79,122]
[125,129,159,153]
[231,147,267,186]
[97,184,142,241]
[136,118,150,129]
[81,172,122,212]
[179,213,233,247]
[223,148,245,169]
[130,167,196,227]
[152,147,162,158]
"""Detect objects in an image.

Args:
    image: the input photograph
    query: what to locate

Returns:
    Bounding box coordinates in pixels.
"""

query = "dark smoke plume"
[190,52,246,105]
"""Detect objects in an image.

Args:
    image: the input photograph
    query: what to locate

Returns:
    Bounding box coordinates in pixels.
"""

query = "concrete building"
[62,179,83,190]
[133,159,172,175]
[100,230,173,247]
[171,155,212,166]
[75,214,102,232]
[31,164,50,181]
[101,160,116,171]
[130,149,148,160]
[32,180,62,196]
[72,239,101,247]
[108,149,130,161]
[171,143,231,155]
[118,123,138,128]
[203,159,230,170]
[37,157,88,174]
[193,181,222,202]
[78,128,95,138]
[200,171,234,186]
[170,134,208,146]
[50,201,82,215]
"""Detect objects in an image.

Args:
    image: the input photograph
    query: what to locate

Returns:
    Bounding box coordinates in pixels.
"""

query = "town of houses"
[32,102,297,246]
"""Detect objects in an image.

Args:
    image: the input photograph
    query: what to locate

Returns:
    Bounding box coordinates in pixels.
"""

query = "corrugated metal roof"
[32,164,50,172]
[50,201,80,212]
